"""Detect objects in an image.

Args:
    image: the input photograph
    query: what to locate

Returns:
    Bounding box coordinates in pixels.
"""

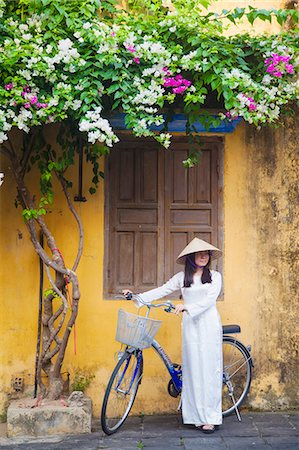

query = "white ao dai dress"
[136,270,223,426]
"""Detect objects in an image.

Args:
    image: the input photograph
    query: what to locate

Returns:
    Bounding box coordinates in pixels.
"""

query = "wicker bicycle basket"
[116,309,162,349]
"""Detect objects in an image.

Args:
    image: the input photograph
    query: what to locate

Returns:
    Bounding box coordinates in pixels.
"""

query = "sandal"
[201,424,216,434]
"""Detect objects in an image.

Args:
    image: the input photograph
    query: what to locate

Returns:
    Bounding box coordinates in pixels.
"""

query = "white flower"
[58,38,73,52]
[19,24,29,32]
[22,33,32,41]
[83,22,92,29]
[262,75,272,85]
[18,69,32,80]
[79,106,119,146]
[158,133,172,148]
[72,100,82,110]
[3,121,12,131]
[79,120,90,132]
[0,133,8,144]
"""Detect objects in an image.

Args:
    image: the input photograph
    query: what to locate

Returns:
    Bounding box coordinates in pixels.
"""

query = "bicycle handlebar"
[115,293,175,313]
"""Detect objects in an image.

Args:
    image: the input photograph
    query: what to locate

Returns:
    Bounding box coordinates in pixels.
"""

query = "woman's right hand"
[122,289,133,299]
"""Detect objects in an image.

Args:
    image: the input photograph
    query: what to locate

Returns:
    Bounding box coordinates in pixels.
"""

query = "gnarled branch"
[55,171,84,272]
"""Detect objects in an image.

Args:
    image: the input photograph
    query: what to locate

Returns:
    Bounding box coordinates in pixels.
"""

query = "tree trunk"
[1,130,84,400]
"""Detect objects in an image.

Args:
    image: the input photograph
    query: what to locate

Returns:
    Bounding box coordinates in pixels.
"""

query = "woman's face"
[195,251,210,267]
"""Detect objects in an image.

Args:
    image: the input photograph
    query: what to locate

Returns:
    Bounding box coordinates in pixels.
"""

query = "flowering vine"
[0,0,298,165]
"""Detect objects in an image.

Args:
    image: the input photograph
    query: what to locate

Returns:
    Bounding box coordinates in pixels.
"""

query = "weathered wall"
[246,118,298,409]
[222,117,299,410]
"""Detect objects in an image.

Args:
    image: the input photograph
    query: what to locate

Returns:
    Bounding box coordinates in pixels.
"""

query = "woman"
[123,237,222,434]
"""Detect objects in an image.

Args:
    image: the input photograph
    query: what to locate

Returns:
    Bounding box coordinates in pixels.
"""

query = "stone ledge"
[7,392,92,437]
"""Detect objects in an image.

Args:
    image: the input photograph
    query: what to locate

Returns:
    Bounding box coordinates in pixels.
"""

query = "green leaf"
[107,84,120,94]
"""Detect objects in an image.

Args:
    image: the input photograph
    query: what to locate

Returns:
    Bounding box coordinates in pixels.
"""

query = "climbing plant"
[0,0,298,399]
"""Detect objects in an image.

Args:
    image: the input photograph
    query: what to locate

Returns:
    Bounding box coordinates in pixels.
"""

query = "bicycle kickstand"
[230,392,242,422]
[226,380,242,422]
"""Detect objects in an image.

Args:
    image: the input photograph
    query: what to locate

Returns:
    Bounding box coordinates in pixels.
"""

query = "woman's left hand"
[174,303,186,315]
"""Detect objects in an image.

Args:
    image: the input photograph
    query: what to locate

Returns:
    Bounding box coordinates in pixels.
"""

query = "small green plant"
[0,411,7,423]
[137,441,145,449]
[71,370,95,392]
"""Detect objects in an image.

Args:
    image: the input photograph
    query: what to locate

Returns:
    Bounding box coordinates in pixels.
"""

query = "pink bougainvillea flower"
[164,73,192,94]
[133,57,140,64]
[173,86,187,94]
[266,64,275,74]
[182,79,192,87]
[225,111,240,121]
[36,102,48,108]
[24,103,31,109]
[126,45,136,53]
[30,95,38,105]
[264,53,294,78]
[111,32,116,37]
[241,94,256,111]
[285,64,294,74]
[273,71,283,78]
[5,83,13,90]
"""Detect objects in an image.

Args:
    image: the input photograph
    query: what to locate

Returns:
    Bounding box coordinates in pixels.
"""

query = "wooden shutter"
[107,140,164,294]
[164,139,220,280]
[105,136,222,295]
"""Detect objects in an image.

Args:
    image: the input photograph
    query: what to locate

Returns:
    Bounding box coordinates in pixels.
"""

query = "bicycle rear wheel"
[222,336,252,416]
[101,349,143,435]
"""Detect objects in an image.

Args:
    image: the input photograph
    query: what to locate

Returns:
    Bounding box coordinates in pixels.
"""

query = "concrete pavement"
[0,411,298,449]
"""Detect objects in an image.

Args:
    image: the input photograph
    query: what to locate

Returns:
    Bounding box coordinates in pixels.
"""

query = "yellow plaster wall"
[207,0,284,35]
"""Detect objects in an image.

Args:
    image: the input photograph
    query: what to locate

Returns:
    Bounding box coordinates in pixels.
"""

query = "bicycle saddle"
[222,324,241,334]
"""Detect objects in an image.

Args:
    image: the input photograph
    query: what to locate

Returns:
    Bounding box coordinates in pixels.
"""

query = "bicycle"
[101,294,253,435]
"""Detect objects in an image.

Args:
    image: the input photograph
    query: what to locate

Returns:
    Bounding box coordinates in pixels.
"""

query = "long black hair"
[183,252,212,287]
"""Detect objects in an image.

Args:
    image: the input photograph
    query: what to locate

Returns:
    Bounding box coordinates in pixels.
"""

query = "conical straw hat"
[176,237,222,265]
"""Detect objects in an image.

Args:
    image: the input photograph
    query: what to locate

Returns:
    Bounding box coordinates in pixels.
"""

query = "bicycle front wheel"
[101,349,143,435]
[222,336,252,417]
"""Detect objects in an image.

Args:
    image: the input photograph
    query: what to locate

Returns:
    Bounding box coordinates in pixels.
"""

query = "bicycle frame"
[117,339,182,397]
[151,339,182,392]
